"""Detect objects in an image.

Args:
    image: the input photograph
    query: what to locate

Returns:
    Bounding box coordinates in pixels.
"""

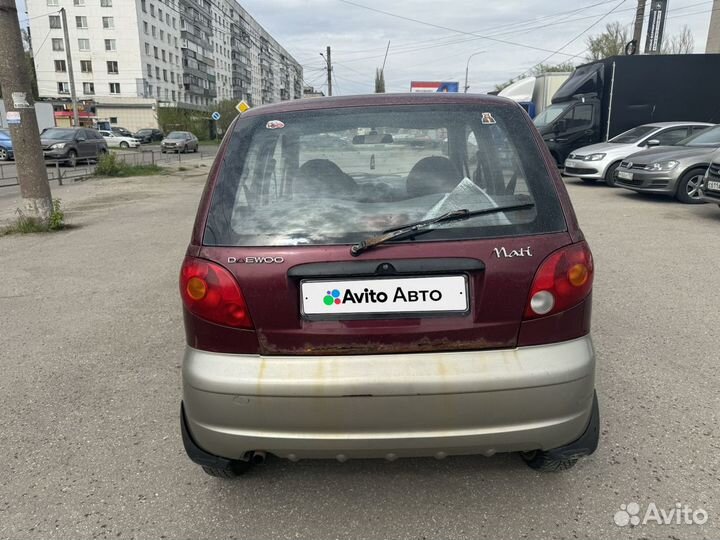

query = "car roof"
[641,121,715,128]
[240,93,518,119]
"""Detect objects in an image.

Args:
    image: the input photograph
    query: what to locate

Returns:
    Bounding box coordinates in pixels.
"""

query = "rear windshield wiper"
[350,202,536,257]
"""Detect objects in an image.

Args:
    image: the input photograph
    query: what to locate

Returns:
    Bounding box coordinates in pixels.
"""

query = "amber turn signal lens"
[568,264,589,287]
[186,277,208,300]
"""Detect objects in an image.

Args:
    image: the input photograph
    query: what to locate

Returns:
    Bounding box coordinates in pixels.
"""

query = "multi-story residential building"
[26,0,303,131]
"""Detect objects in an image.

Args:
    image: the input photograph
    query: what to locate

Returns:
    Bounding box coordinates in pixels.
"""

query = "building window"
[172,17,176,29]
[107,61,119,74]
[54,60,67,72]
[166,13,170,25]
[73,0,85,5]
[80,60,92,73]
[160,30,164,41]
[78,38,90,51]
[75,16,87,28]
[101,0,112,6]
[156,86,160,98]
[109,117,118,124]
[158,8,162,19]
[172,90,176,101]
[161,50,166,61]
[57,82,70,94]
[48,15,61,28]
[47,0,59,5]
[51,38,64,51]
[151,26,156,38]
[168,52,172,63]
[83,82,95,95]
[174,37,177,48]
[163,69,168,81]
[150,4,155,17]
[155,67,160,78]
[170,72,174,83]
[153,46,158,59]
[105,39,116,51]
[143,21,148,34]
[145,42,150,55]
[141,0,146,12]
[109,83,120,94]
[102,17,114,29]
[164,88,169,100]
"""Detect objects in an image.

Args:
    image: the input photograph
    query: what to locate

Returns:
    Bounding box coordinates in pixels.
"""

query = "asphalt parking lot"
[0,170,718,539]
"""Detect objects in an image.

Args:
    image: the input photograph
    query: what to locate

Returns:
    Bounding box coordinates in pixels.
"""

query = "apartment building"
[26,0,303,130]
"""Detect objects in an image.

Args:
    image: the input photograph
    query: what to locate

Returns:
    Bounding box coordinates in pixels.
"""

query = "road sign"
[211,111,221,121]
[236,100,250,114]
[6,111,21,125]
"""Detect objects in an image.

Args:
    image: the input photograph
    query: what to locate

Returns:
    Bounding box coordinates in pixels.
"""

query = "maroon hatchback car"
[180,93,598,477]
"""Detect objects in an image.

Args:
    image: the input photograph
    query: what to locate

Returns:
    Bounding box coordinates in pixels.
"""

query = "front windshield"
[609,126,658,144]
[533,104,568,127]
[42,129,76,140]
[677,126,720,147]
[204,104,566,247]
[0,129,9,138]
[167,132,185,139]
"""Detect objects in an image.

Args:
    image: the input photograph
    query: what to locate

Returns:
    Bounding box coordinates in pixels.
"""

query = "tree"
[533,62,576,75]
[585,22,630,60]
[662,25,695,54]
[374,68,385,93]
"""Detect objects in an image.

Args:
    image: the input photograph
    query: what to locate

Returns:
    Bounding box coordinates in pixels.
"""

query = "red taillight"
[524,242,594,320]
[180,257,253,329]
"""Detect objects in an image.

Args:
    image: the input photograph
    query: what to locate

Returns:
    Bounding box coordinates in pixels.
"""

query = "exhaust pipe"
[251,451,267,465]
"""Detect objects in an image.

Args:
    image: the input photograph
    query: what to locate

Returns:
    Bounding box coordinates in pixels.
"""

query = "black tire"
[521,450,578,472]
[120,141,129,149]
[201,461,251,479]
[675,168,707,204]
[0,146,9,161]
[66,150,78,167]
[604,161,621,187]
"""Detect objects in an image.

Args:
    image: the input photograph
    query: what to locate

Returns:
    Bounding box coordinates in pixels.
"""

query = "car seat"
[295,159,358,195]
[406,156,461,198]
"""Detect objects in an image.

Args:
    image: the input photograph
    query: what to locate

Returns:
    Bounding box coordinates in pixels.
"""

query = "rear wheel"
[201,461,251,479]
[676,168,707,204]
[66,150,78,167]
[604,161,621,187]
[0,147,9,161]
[521,450,578,472]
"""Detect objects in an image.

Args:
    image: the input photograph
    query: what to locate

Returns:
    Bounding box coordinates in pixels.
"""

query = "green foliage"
[533,62,576,75]
[158,107,211,140]
[1,199,65,235]
[95,153,163,177]
[585,22,630,61]
[215,100,241,135]
[49,198,64,230]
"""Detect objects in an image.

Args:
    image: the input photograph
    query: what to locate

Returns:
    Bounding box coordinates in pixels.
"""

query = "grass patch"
[1,199,66,236]
[178,166,188,171]
[95,153,164,177]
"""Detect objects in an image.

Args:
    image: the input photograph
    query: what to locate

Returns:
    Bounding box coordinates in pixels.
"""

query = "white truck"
[498,72,570,118]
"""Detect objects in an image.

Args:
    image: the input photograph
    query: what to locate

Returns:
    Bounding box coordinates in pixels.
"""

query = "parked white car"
[98,130,141,149]
[563,122,713,186]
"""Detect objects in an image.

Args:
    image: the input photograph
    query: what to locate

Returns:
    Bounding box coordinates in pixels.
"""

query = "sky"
[15,0,716,94]
[237,0,716,94]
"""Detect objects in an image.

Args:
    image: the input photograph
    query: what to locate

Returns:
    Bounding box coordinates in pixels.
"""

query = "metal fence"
[0,148,210,188]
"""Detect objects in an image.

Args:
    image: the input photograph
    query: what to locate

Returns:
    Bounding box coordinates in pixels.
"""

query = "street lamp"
[464,50,486,93]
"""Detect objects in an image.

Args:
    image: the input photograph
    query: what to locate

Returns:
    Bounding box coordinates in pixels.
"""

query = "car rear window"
[204,104,566,246]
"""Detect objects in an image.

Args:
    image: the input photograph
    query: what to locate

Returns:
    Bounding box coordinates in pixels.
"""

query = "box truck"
[533,54,720,165]
[498,72,570,118]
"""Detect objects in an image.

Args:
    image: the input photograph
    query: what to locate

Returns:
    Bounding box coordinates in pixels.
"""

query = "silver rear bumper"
[182,336,596,460]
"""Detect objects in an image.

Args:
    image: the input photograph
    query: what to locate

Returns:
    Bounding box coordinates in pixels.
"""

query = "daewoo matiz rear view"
[179,94,599,478]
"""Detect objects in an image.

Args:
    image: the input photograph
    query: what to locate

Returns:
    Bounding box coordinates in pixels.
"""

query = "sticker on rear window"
[482,113,496,125]
[266,120,285,130]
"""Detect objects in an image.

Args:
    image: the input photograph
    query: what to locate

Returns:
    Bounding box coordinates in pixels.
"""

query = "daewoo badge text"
[228,256,285,264]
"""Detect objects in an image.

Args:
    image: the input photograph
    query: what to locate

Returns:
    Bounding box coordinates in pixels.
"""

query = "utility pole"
[632,0,647,52]
[60,8,79,127]
[0,0,53,223]
[322,46,332,97]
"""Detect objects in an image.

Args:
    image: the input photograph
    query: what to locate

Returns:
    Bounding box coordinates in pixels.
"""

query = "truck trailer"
[533,54,720,165]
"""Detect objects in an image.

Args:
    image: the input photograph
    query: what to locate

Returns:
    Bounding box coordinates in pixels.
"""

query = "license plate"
[565,160,581,168]
[707,180,720,192]
[617,171,633,180]
[301,276,468,316]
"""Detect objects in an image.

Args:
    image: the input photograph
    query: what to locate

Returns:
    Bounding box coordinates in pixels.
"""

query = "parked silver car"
[614,125,720,203]
[161,131,199,154]
[564,122,712,186]
[700,155,720,207]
